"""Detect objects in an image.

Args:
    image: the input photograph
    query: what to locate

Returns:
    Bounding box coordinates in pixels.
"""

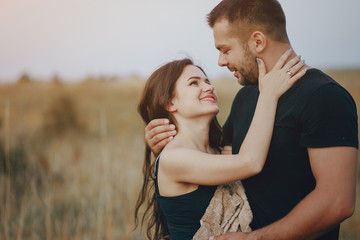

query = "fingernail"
[256,58,261,64]
[171,130,177,135]
[288,48,293,53]
[164,119,169,124]
[297,55,301,59]
[169,124,175,130]
[209,237,214,240]
[168,136,173,140]
[301,59,305,64]
[304,67,309,72]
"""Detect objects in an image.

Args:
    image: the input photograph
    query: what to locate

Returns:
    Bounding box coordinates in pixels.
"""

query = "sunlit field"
[0,69,359,239]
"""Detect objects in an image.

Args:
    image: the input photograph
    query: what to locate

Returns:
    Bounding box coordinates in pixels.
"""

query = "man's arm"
[211,146,358,240]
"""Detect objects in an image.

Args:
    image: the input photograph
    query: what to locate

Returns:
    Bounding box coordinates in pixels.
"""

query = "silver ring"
[287,70,293,76]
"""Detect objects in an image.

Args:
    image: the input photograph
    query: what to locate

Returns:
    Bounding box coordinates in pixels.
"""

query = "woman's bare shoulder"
[160,141,198,167]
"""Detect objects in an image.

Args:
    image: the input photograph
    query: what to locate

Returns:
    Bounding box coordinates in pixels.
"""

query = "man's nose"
[218,53,227,67]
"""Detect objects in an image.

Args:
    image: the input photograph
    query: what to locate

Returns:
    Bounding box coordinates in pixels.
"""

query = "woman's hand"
[257,49,306,99]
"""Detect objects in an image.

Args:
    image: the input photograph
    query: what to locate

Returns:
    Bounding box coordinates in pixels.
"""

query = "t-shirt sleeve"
[299,83,358,148]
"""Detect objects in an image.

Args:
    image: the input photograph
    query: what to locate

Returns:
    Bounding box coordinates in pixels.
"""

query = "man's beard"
[238,65,258,86]
[237,43,259,86]
[237,60,258,86]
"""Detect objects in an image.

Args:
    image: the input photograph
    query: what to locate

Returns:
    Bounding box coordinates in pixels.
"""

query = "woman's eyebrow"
[187,76,201,81]
[187,76,209,82]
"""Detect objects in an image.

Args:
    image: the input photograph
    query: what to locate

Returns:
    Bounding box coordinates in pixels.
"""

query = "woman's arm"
[160,95,279,185]
[161,50,306,186]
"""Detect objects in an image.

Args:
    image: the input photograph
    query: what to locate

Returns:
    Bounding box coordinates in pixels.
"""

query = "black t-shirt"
[223,69,358,240]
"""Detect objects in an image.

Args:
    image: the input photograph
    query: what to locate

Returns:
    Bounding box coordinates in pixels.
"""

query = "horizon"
[1,0,360,83]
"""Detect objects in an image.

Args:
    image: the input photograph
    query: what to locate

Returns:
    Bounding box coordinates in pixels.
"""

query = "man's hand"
[145,118,176,156]
[210,232,250,240]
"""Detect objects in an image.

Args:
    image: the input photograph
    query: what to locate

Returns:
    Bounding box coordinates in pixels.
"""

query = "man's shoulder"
[294,68,342,92]
[293,68,353,102]
[282,68,345,103]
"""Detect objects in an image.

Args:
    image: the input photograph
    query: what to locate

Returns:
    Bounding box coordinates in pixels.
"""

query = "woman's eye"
[190,81,198,86]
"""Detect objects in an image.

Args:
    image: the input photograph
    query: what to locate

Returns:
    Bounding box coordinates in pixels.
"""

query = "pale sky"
[1,0,360,82]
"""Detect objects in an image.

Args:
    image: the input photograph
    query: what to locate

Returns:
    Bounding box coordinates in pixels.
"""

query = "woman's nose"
[204,83,214,93]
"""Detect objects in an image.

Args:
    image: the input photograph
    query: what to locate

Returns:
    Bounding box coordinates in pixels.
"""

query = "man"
[144,0,358,239]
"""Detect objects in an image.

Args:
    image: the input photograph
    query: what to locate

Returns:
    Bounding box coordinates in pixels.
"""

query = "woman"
[134,50,305,240]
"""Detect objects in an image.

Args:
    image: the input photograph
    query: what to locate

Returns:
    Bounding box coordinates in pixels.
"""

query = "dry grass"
[0,69,359,239]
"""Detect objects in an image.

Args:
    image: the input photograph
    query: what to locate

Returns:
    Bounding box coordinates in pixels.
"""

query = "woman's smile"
[200,94,217,103]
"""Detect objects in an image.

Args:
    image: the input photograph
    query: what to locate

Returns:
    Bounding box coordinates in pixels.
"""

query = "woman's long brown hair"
[134,58,222,240]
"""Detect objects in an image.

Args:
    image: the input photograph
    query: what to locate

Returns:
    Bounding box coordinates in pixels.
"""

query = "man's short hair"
[207,0,289,42]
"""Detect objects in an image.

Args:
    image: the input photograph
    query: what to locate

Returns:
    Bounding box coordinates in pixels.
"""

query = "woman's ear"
[166,101,177,113]
[249,31,266,54]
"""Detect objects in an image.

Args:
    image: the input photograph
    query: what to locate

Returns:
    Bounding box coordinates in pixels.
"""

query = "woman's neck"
[172,116,215,153]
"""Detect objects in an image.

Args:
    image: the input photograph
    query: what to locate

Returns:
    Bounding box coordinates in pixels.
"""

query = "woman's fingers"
[282,55,302,73]
[289,60,305,77]
[289,64,307,85]
[256,57,266,79]
[283,56,306,84]
[258,49,307,98]
[273,48,293,70]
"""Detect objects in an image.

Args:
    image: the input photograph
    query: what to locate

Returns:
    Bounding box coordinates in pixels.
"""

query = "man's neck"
[262,42,297,71]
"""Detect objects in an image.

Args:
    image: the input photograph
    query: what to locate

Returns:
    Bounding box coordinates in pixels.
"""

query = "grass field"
[0,69,359,239]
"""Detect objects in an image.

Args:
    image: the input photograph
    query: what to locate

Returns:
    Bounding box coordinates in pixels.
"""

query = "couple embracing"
[134,0,358,239]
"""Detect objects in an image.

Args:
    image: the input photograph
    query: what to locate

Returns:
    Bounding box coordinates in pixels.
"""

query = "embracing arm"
[161,92,279,185]
[252,146,357,240]
[212,146,357,240]
[255,147,358,240]
[162,50,306,186]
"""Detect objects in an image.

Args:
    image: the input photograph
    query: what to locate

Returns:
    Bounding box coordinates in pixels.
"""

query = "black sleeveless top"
[155,157,217,240]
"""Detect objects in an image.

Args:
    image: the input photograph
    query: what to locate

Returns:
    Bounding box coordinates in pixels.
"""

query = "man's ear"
[249,31,266,54]
[166,101,177,113]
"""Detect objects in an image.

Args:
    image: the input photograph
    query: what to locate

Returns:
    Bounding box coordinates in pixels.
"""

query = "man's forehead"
[213,20,231,44]
[213,30,240,50]
[213,21,250,47]
[213,18,232,31]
